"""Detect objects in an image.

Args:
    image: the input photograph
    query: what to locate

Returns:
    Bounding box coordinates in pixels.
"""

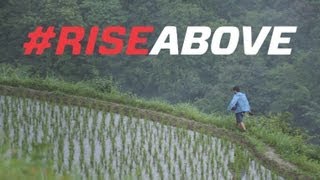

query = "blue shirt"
[227,92,251,113]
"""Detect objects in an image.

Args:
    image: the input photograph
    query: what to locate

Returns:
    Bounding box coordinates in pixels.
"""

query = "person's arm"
[227,94,239,111]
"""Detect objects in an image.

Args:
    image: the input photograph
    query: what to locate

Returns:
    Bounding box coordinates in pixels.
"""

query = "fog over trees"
[1,0,319,142]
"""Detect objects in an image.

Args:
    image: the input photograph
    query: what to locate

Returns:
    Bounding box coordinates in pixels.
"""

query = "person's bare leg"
[240,122,246,131]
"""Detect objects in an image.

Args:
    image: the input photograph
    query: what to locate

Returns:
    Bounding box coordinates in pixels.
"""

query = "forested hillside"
[1,0,320,141]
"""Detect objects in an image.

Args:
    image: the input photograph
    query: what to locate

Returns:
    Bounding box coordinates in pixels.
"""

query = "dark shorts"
[235,112,245,123]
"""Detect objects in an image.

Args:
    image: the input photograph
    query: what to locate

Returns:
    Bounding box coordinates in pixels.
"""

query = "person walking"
[227,86,251,131]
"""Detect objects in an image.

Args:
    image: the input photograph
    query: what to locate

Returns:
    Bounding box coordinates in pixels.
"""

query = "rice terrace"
[0,95,281,179]
[0,76,319,179]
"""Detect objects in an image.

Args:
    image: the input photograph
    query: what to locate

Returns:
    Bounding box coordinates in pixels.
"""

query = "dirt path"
[264,147,297,170]
[0,85,309,179]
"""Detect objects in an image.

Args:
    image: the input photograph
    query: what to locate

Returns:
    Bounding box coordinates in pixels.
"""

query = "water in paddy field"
[0,96,284,180]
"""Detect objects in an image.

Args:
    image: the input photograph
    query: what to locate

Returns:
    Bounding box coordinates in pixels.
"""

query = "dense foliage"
[1,0,320,141]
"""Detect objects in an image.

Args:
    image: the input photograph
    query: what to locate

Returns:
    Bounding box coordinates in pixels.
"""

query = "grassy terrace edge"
[0,76,319,179]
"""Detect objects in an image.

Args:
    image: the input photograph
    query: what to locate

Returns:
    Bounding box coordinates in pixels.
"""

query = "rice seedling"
[0,95,286,180]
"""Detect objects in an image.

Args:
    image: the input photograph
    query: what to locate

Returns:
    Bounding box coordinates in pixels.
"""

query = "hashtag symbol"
[23,26,56,55]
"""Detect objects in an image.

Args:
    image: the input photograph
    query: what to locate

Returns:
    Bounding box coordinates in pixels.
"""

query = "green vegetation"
[0,144,72,180]
[1,0,320,142]
[1,0,320,179]
[0,64,319,178]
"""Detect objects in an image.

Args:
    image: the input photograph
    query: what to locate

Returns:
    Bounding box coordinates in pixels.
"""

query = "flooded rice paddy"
[0,96,283,179]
